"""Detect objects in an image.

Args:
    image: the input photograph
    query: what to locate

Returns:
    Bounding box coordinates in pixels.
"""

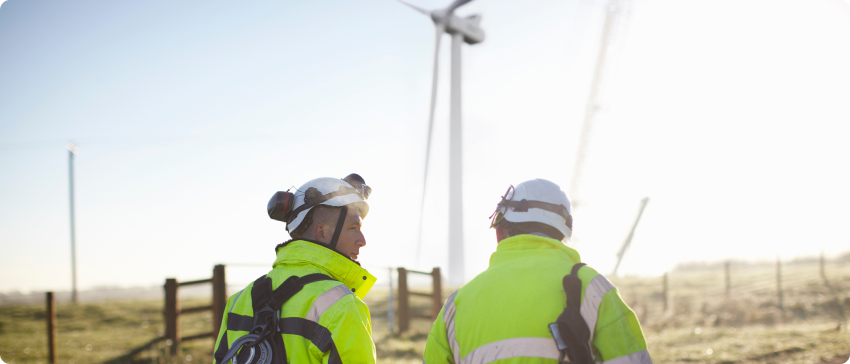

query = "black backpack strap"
[550,262,595,364]
[251,274,274,310]
[269,274,335,364]
[251,273,336,310]
[565,263,585,310]
[271,330,287,364]
[221,273,337,364]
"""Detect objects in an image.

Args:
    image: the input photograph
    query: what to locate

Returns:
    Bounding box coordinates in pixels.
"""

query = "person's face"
[333,207,366,260]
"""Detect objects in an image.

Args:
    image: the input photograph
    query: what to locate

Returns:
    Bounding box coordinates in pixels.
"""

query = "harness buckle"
[220,334,271,364]
[251,305,280,338]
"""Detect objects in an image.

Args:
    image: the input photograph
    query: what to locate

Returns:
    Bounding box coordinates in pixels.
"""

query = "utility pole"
[68,143,79,303]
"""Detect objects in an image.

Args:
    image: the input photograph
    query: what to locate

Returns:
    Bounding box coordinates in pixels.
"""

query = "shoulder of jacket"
[575,263,603,282]
[318,298,367,325]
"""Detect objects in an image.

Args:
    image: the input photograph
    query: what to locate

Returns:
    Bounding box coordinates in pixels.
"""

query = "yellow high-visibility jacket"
[213,240,377,364]
[424,234,652,364]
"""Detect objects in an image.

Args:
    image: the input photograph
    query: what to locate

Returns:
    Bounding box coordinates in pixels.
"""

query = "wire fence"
[611,258,850,328]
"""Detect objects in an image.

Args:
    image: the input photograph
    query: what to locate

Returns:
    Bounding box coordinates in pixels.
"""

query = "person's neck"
[275,238,358,265]
[301,235,328,246]
[498,232,554,244]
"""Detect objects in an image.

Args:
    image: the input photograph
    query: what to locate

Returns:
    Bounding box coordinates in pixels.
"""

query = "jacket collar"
[273,239,376,300]
[491,234,582,266]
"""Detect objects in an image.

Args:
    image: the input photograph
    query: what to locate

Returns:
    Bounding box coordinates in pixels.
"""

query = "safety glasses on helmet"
[342,173,371,200]
[489,185,515,228]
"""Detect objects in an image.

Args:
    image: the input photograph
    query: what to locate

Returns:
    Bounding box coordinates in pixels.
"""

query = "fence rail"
[164,264,227,354]
[179,278,213,287]
[111,264,227,362]
[396,267,442,333]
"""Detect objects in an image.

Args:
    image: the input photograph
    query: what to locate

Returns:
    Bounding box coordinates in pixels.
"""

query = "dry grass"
[2,263,849,363]
[645,322,849,363]
[0,298,218,364]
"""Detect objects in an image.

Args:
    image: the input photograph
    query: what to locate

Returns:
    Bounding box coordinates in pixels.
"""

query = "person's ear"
[314,224,326,243]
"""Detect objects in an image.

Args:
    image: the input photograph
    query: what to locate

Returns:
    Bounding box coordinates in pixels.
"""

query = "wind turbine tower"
[396,0,485,285]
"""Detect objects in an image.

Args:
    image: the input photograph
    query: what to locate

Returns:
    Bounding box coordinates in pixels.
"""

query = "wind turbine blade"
[393,0,429,16]
[445,0,473,14]
[416,23,445,266]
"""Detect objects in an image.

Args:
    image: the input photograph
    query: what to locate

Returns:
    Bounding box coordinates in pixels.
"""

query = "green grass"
[2,264,849,363]
[0,299,215,364]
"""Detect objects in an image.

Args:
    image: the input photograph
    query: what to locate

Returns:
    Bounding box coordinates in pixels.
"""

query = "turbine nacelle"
[396,0,485,44]
[434,12,485,45]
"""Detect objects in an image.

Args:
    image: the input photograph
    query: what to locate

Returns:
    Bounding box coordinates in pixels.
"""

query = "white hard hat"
[490,179,573,239]
[267,174,370,235]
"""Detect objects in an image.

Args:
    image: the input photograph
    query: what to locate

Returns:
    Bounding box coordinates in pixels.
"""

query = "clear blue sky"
[1,0,849,293]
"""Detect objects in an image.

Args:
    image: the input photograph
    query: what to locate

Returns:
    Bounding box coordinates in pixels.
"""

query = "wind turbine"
[395,0,485,285]
[611,197,648,276]
[570,0,629,207]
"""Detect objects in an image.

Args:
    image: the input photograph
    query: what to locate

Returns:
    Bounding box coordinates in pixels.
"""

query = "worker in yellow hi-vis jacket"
[213,174,377,364]
[424,179,652,364]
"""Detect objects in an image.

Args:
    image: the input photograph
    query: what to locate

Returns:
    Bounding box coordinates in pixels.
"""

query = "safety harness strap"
[273,274,336,307]
[214,330,229,362]
[279,317,342,364]
[565,263,584,311]
[552,262,595,364]
[218,273,337,364]
[222,314,343,364]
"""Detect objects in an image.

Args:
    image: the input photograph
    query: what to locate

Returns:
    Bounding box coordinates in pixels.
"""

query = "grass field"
[2,262,849,363]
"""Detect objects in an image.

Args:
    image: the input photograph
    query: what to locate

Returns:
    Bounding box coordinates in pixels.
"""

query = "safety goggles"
[489,185,515,228]
[342,173,371,200]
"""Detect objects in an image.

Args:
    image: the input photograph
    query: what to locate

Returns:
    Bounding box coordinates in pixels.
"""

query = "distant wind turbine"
[612,197,649,276]
[395,0,485,285]
[570,0,629,207]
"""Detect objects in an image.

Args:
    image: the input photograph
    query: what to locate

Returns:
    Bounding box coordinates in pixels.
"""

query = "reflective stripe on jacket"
[423,234,652,364]
[213,240,378,364]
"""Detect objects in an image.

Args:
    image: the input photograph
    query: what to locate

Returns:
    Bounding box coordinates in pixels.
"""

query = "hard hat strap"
[497,198,573,230]
[328,206,348,250]
[288,186,363,224]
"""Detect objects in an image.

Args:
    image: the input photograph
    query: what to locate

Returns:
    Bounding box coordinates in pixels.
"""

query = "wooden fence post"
[820,250,832,289]
[725,261,731,299]
[46,292,57,364]
[431,267,442,320]
[388,268,395,334]
[397,268,409,333]
[776,257,784,313]
[212,264,227,345]
[662,272,668,313]
[165,278,180,355]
